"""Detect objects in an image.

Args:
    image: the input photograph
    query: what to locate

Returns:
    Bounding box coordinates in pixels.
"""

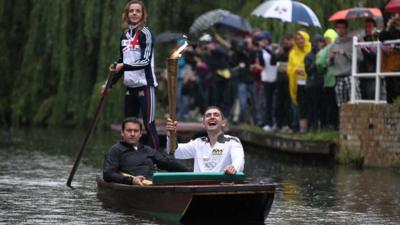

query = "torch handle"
[167,58,178,153]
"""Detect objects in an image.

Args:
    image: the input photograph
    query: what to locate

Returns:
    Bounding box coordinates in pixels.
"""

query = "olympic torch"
[167,37,188,154]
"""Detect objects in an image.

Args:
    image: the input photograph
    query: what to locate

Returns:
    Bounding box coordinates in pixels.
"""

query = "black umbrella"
[155,32,184,43]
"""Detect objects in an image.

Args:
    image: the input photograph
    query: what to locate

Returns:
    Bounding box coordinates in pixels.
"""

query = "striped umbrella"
[251,0,321,28]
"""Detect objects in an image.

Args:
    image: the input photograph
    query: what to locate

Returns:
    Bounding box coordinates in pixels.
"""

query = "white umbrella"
[252,0,321,28]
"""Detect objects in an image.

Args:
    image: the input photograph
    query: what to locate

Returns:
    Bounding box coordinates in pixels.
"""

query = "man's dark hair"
[282,32,294,40]
[121,117,143,131]
[335,19,348,28]
[365,18,377,26]
[204,106,225,119]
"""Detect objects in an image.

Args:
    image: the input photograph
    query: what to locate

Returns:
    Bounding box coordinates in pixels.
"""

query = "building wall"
[340,104,400,167]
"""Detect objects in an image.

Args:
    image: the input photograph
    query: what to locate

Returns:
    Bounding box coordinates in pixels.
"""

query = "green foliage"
[88,81,124,129]
[33,96,55,126]
[0,0,388,128]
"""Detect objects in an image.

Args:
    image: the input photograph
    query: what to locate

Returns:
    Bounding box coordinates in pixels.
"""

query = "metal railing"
[351,37,400,104]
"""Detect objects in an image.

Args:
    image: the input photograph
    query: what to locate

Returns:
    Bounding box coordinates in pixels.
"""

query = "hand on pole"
[166,118,178,134]
[109,63,123,74]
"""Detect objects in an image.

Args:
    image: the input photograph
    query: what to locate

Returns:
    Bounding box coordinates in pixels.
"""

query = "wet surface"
[0,128,399,225]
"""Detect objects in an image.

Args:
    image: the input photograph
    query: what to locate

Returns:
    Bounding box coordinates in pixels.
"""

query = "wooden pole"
[67,72,114,188]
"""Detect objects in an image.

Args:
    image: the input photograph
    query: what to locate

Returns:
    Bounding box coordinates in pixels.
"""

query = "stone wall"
[340,104,400,167]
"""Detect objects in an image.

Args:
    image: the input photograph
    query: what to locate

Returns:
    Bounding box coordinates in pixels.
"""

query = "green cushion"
[152,172,245,185]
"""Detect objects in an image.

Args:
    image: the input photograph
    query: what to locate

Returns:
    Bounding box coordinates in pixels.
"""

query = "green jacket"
[316,44,335,88]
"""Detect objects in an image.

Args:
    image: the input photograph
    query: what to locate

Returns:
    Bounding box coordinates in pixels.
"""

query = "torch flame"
[170,35,189,59]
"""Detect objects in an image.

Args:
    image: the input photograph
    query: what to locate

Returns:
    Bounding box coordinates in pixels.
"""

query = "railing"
[351,37,400,104]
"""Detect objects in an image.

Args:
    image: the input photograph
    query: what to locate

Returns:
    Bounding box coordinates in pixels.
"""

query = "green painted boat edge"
[152,172,245,184]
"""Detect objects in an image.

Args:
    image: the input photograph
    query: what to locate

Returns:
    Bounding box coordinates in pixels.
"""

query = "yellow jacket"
[287,31,311,104]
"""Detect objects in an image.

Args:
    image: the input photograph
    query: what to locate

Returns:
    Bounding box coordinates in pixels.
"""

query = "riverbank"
[229,125,337,160]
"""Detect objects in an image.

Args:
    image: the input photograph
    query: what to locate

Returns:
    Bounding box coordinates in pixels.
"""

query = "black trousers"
[385,77,400,103]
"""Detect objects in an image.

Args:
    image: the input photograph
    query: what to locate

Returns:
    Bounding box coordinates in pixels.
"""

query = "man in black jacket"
[103,117,188,186]
[379,12,400,103]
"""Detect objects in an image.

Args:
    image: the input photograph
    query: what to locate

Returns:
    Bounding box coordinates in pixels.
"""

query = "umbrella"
[216,13,253,33]
[385,0,400,13]
[189,9,231,34]
[329,8,382,21]
[251,0,321,28]
[188,8,253,34]
[155,32,184,43]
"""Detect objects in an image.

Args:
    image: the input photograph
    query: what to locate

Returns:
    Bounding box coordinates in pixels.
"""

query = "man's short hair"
[121,117,143,131]
[204,106,224,119]
[365,18,376,26]
[282,32,294,40]
[335,19,348,28]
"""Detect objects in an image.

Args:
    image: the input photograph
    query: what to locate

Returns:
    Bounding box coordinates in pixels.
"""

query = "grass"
[231,123,339,142]
[280,131,339,142]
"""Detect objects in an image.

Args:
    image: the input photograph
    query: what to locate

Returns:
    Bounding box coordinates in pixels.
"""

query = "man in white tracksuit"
[166,106,244,175]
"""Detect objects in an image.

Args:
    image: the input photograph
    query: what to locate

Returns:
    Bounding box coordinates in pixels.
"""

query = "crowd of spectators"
[161,12,400,133]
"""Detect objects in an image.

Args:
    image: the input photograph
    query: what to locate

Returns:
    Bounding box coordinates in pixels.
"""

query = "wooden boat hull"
[96,177,275,224]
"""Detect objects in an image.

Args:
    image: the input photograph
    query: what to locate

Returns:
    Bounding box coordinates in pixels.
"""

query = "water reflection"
[0,128,399,225]
[244,145,400,225]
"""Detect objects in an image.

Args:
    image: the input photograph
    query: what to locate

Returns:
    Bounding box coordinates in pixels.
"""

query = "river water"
[0,128,399,225]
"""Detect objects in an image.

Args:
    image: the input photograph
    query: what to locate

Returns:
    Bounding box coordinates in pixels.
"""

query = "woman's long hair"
[122,0,148,31]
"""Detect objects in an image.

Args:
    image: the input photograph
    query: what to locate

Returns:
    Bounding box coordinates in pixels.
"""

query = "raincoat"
[287,31,311,104]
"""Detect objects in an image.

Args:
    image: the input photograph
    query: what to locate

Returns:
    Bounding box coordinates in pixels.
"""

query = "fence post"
[375,40,382,104]
[351,36,358,103]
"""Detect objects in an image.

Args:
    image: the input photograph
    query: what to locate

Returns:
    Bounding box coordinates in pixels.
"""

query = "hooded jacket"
[287,31,311,104]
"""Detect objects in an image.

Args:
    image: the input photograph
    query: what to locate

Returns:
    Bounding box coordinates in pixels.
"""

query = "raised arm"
[165,118,197,159]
